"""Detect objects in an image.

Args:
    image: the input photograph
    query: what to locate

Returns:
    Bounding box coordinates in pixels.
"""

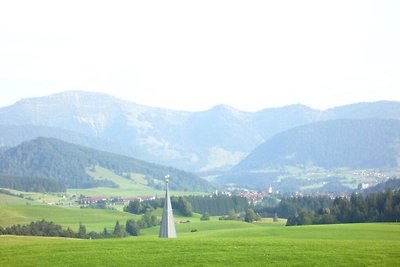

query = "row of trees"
[0,220,138,239]
[186,195,249,216]
[0,210,161,239]
[286,190,400,226]
[124,196,193,217]
[218,208,262,223]
[0,220,76,238]
[125,194,249,217]
[255,195,333,219]
[0,188,25,198]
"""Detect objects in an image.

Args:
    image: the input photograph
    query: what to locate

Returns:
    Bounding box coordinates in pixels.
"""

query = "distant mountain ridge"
[0,124,132,156]
[215,118,400,191]
[0,137,214,192]
[234,119,400,171]
[0,91,399,172]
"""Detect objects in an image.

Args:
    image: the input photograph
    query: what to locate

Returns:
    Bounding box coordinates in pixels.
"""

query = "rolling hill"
[0,137,214,192]
[0,91,399,172]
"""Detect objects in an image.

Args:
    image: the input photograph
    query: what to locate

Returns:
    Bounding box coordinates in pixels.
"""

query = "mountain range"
[1,91,399,174]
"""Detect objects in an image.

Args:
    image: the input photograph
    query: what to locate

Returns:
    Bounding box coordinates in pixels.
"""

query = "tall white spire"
[159,175,177,238]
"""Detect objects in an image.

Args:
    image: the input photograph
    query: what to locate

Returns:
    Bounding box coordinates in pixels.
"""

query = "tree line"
[0,210,161,239]
[186,195,249,216]
[218,208,262,223]
[124,194,249,217]
[0,175,66,193]
[286,190,400,226]
[255,195,333,219]
[0,220,87,238]
[124,196,193,217]
[0,188,25,198]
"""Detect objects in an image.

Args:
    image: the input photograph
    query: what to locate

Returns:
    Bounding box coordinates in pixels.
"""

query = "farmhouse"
[79,196,106,204]
[123,195,156,205]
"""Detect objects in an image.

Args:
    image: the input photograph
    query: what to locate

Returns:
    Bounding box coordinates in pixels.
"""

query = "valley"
[2,1,400,265]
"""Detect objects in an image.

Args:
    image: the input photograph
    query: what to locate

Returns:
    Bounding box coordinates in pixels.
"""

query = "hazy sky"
[0,0,399,111]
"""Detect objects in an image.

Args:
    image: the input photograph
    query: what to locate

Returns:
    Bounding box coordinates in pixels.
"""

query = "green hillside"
[75,165,159,197]
[0,137,214,192]
[71,166,207,197]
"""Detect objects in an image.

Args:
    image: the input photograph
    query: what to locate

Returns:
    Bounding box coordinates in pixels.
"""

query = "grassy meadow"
[1,223,399,266]
[1,193,400,266]
[0,193,140,232]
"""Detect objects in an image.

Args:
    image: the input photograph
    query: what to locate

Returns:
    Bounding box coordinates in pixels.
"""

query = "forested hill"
[234,119,400,171]
[0,137,214,191]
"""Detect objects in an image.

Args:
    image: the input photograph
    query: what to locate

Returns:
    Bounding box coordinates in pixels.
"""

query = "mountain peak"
[206,104,249,119]
[257,103,317,113]
[16,90,119,106]
[209,104,238,112]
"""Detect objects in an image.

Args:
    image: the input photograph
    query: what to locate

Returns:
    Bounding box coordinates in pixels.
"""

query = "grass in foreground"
[1,223,399,266]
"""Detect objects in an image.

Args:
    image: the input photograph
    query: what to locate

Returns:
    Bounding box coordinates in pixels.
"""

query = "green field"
[1,191,400,266]
[1,223,399,266]
[0,193,140,232]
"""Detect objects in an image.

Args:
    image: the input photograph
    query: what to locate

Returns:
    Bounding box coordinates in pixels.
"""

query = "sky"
[0,0,399,112]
